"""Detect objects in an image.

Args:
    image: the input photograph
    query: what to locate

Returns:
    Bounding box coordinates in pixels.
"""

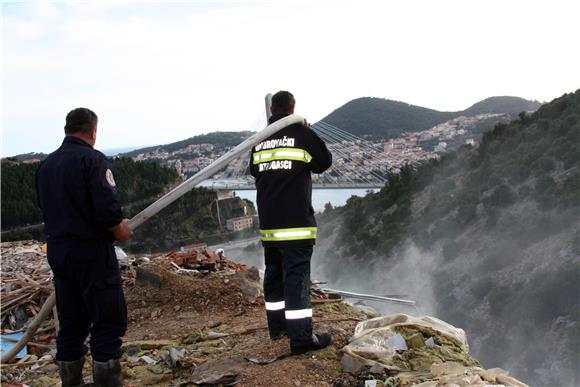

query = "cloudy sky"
[2,0,579,156]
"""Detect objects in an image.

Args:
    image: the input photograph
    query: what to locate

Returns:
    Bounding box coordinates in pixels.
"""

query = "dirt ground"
[2,243,529,387]
[1,243,369,387]
[120,262,366,386]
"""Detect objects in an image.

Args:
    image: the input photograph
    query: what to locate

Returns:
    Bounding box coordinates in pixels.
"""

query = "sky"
[2,0,580,157]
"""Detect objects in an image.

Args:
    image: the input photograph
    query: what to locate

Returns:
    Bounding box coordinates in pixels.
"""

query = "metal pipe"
[264,93,272,121]
[323,288,416,306]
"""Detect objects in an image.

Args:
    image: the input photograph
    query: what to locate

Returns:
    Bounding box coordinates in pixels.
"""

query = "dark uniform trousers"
[263,246,313,342]
[48,239,127,362]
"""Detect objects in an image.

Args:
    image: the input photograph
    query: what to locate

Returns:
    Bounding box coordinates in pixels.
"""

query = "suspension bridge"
[205,121,393,190]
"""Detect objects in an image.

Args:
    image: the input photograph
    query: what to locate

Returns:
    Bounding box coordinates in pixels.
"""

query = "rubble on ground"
[1,240,529,387]
[337,314,528,386]
[0,241,58,381]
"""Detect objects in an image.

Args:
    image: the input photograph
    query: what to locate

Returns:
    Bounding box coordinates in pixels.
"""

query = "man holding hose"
[36,107,132,386]
[250,91,333,354]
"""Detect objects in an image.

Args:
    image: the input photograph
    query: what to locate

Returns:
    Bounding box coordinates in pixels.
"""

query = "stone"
[478,367,509,383]
[496,374,530,387]
[341,353,366,374]
[430,361,467,377]
[136,266,164,288]
[231,267,262,302]
[412,382,438,387]
[369,363,386,374]
[189,356,246,385]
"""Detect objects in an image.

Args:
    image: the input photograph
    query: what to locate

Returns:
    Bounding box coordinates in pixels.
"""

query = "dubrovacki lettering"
[254,136,295,151]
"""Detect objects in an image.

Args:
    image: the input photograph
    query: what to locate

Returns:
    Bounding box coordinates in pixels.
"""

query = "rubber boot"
[290,332,332,355]
[92,358,123,387]
[58,357,87,387]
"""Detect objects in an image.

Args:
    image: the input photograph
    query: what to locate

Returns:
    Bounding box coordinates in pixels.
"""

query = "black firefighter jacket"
[249,113,332,247]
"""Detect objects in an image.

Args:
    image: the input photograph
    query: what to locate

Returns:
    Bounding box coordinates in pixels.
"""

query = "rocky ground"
[1,241,529,386]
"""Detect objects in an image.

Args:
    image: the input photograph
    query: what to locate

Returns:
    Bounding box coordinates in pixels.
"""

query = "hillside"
[313,90,579,386]
[320,96,541,139]
[121,131,253,158]
[462,96,542,116]
[0,157,225,253]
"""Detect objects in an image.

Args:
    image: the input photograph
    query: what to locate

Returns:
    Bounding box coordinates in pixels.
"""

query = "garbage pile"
[1,241,54,332]
[337,314,528,387]
[0,241,58,384]
[166,248,247,272]
[118,246,248,286]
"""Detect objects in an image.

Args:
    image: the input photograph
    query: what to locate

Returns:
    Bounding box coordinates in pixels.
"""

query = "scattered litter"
[0,333,28,359]
[244,353,291,365]
[114,246,127,260]
[168,347,186,367]
[140,355,156,364]
[207,331,230,339]
[189,356,246,385]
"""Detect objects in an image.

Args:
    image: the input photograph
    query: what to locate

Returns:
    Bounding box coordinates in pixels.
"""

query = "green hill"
[463,96,542,115]
[314,90,579,386]
[320,96,542,139]
[121,131,253,157]
[0,157,222,253]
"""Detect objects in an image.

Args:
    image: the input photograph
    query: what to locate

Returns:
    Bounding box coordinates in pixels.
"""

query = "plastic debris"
[0,333,28,359]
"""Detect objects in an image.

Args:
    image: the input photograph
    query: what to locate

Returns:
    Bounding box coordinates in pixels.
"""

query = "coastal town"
[128,112,508,186]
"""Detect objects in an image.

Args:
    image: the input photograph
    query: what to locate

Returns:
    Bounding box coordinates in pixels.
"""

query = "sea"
[234,188,376,212]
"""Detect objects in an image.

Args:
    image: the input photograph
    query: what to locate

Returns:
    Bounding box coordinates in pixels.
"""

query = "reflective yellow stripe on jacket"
[260,227,317,242]
[252,148,312,165]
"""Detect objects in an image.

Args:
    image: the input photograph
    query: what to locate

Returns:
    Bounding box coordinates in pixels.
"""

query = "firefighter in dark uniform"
[36,108,133,387]
[249,91,333,354]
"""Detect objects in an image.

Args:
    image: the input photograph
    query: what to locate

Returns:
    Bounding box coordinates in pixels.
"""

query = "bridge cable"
[312,124,386,184]
[310,126,376,185]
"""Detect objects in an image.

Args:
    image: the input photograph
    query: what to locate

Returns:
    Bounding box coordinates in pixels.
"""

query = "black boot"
[92,358,123,387]
[58,357,87,387]
[290,333,332,355]
[270,330,288,340]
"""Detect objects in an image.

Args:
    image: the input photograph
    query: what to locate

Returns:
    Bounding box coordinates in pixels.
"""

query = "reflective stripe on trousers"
[263,246,313,342]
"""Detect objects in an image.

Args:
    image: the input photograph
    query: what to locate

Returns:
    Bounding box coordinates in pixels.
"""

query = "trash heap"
[0,241,59,384]
[1,241,54,332]
[336,314,529,387]
[118,246,247,287]
[166,248,247,272]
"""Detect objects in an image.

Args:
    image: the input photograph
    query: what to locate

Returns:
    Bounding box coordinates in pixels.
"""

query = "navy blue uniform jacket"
[36,136,123,242]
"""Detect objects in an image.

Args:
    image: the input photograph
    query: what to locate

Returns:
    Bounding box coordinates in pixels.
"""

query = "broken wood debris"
[1,241,57,363]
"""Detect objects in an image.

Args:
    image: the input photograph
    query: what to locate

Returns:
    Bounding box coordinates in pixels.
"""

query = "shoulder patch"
[105,169,117,187]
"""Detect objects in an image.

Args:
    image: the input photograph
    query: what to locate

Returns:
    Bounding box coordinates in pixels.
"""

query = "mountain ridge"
[4,95,541,161]
[320,96,542,139]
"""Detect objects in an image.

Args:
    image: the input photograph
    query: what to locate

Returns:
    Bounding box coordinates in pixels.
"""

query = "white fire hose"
[1,114,304,363]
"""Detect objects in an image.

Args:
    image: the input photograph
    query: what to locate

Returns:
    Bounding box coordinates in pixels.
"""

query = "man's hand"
[303,118,310,127]
[109,219,133,242]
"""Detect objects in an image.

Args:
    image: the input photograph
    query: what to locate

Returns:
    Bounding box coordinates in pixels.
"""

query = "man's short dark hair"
[65,108,98,134]
[271,91,295,114]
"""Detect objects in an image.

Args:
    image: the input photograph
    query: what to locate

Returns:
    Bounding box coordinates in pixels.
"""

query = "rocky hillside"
[320,96,542,139]
[313,90,579,386]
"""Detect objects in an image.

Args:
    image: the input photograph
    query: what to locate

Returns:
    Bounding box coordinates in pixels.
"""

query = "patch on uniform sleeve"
[105,169,117,187]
